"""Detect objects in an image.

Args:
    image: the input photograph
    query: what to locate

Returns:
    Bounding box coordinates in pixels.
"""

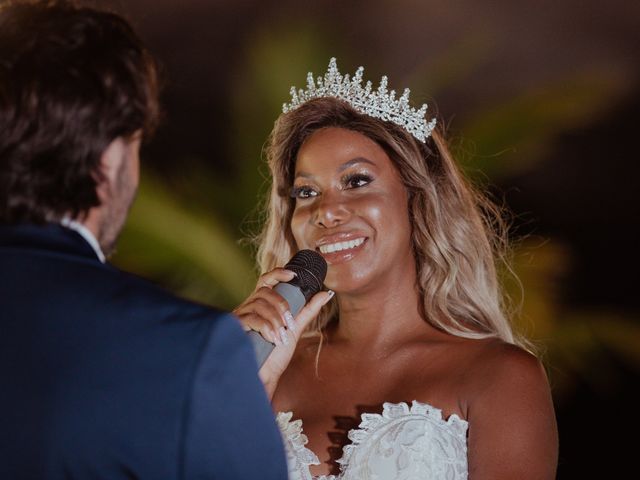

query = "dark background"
[94,1,639,477]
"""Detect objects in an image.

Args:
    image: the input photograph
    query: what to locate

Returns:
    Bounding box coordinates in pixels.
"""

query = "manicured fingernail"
[279,326,289,346]
[269,328,279,346]
[324,290,335,304]
[284,311,295,332]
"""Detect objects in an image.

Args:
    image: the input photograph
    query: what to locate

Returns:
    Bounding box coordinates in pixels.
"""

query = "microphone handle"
[248,282,306,367]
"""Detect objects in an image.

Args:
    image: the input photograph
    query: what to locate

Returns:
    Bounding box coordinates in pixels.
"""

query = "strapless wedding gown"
[277,401,468,480]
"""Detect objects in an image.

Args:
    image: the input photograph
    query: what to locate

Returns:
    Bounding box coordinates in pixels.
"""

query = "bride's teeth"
[319,237,365,254]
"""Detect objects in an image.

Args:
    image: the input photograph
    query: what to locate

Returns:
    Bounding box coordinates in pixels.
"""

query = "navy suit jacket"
[0,224,287,479]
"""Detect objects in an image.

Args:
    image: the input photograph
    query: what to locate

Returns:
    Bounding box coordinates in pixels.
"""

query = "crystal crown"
[283,57,436,143]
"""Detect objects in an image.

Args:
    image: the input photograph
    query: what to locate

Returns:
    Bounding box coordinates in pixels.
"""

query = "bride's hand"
[233,268,333,399]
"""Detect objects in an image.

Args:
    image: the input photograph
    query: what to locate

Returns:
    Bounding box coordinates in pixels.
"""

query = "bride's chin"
[323,277,370,296]
[324,263,378,293]
[323,279,345,294]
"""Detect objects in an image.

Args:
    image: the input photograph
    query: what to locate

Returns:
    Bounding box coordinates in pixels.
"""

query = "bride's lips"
[315,234,368,264]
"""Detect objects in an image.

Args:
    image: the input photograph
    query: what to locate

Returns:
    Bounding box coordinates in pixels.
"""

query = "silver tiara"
[282,57,436,142]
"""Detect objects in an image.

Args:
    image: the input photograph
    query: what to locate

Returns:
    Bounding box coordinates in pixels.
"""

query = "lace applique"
[277,411,322,480]
[278,401,468,480]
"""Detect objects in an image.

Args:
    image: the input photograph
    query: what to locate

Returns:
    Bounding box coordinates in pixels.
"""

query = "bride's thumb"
[291,290,334,338]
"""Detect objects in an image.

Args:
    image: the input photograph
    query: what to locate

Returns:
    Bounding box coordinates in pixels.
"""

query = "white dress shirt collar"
[60,217,106,263]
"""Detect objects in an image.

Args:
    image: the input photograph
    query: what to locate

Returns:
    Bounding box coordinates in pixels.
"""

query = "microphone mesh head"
[284,249,328,300]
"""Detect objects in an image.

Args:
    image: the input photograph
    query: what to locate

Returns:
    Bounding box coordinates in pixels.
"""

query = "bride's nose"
[313,190,350,228]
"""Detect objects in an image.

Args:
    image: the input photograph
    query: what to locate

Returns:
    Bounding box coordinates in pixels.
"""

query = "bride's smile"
[316,234,366,254]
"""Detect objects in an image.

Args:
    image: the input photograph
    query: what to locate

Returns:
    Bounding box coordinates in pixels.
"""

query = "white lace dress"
[277,401,468,480]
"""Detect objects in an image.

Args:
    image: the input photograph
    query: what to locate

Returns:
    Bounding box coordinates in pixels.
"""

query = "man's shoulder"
[111,267,204,307]
[106,266,233,324]
[0,226,242,345]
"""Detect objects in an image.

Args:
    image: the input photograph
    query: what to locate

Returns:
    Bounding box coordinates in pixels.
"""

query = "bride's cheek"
[290,213,309,249]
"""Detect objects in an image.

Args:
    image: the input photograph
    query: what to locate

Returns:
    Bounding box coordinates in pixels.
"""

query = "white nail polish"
[279,326,289,346]
[284,311,295,332]
[324,290,335,304]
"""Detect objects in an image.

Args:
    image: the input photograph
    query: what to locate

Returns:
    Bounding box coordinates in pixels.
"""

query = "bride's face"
[290,127,415,293]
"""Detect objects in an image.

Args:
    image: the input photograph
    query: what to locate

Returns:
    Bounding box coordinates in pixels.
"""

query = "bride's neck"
[331,270,428,354]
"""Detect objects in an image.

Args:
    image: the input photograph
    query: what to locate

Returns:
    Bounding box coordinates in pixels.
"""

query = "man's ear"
[96,137,127,202]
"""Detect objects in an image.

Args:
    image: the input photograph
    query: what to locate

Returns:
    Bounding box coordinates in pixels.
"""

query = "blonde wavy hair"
[256,97,526,349]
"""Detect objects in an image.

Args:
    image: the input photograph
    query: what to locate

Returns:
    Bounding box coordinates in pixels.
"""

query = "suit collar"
[0,223,104,263]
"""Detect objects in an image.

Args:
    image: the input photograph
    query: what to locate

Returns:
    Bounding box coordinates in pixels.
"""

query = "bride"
[234,58,558,479]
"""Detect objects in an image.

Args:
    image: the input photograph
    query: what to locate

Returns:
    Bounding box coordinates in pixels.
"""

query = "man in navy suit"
[0,1,286,478]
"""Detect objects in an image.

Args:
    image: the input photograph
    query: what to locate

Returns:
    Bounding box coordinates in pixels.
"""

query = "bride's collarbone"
[280,362,458,418]
[292,342,458,389]
[277,338,480,421]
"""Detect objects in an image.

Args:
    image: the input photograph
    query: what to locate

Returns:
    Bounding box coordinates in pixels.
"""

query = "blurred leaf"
[407,31,495,101]
[505,238,571,341]
[112,174,256,309]
[591,315,640,368]
[505,237,639,403]
[229,21,338,231]
[460,69,630,178]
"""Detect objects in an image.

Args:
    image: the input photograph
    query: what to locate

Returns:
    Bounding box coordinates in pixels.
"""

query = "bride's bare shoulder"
[446,337,543,391]
[457,339,558,477]
[465,338,544,380]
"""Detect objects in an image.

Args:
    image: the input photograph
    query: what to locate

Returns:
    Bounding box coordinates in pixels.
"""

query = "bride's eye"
[290,185,319,199]
[343,173,373,189]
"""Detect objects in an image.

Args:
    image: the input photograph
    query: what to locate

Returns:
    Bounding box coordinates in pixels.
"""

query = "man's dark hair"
[0,0,160,223]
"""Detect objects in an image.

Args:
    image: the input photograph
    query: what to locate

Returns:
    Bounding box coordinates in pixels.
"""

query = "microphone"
[248,249,328,367]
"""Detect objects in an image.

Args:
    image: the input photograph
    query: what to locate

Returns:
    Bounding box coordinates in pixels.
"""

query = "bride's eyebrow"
[294,157,376,180]
[338,157,376,172]
[293,171,314,181]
